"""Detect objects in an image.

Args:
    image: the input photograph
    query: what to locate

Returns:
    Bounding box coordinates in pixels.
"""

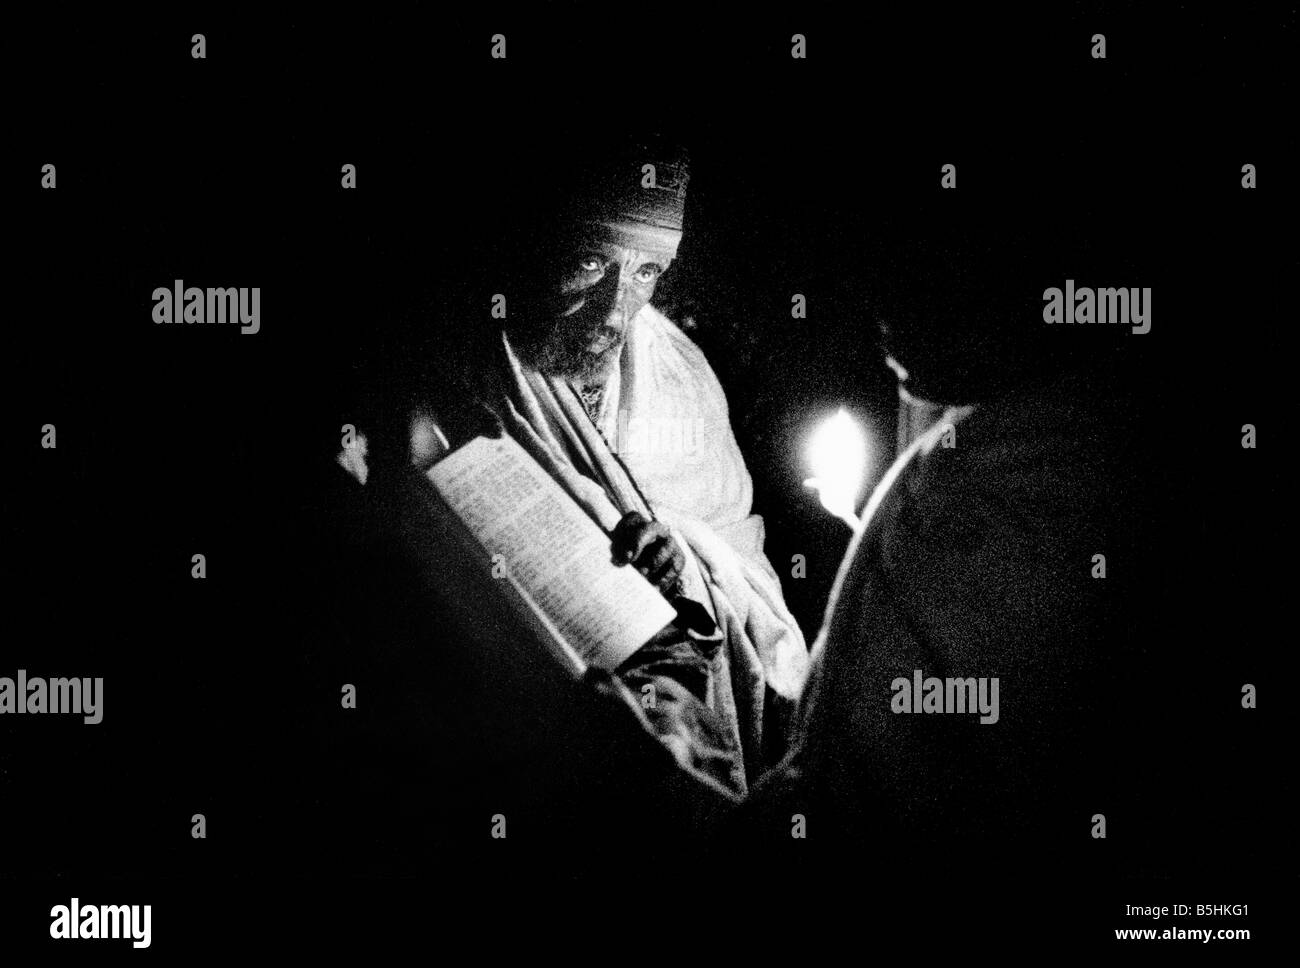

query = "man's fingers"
[613,515,665,564]
[611,515,682,594]
[627,524,665,565]
[610,512,650,561]
[649,558,683,595]
[642,538,679,582]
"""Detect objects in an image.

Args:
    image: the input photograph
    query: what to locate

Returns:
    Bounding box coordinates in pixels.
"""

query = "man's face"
[524,238,669,383]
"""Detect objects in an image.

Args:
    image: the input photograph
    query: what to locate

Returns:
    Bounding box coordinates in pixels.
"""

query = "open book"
[426,434,677,677]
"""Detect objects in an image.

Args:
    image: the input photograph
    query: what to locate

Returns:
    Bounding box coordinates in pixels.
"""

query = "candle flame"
[804,408,869,528]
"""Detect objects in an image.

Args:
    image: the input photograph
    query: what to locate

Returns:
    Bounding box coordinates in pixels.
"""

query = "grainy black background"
[4,7,1291,954]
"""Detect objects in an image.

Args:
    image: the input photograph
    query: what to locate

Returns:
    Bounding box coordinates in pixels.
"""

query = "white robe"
[491,304,809,783]
[590,305,779,586]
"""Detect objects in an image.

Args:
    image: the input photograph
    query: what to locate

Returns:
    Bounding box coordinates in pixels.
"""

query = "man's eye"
[577,256,605,273]
[634,265,662,283]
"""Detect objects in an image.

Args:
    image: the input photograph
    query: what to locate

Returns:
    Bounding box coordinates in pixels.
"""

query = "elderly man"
[341,142,807,802]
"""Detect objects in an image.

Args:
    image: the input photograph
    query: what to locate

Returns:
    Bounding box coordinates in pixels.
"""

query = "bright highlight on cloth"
[804,408,869,528]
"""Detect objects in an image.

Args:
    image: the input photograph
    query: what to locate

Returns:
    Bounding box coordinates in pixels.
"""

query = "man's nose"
[594,269,632,327]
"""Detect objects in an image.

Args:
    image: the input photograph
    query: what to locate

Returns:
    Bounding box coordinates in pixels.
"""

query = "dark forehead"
[560,239,672,265]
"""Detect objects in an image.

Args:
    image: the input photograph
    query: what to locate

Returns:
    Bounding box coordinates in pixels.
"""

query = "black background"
[4,7,1291,955]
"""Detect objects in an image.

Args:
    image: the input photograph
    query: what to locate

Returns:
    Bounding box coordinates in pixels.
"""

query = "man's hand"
[611,511,686,598]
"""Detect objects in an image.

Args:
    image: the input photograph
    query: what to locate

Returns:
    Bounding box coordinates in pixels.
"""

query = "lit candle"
[804,408,869,528]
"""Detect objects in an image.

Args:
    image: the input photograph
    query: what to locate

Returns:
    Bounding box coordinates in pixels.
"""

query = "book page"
[427,435,676,671]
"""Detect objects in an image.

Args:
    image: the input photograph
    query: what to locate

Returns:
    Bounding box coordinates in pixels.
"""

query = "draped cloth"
[745,368,1136,863]
[476,305,809,788]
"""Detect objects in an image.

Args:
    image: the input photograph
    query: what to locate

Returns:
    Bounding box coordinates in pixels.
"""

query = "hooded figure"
[742,216,1147,873]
